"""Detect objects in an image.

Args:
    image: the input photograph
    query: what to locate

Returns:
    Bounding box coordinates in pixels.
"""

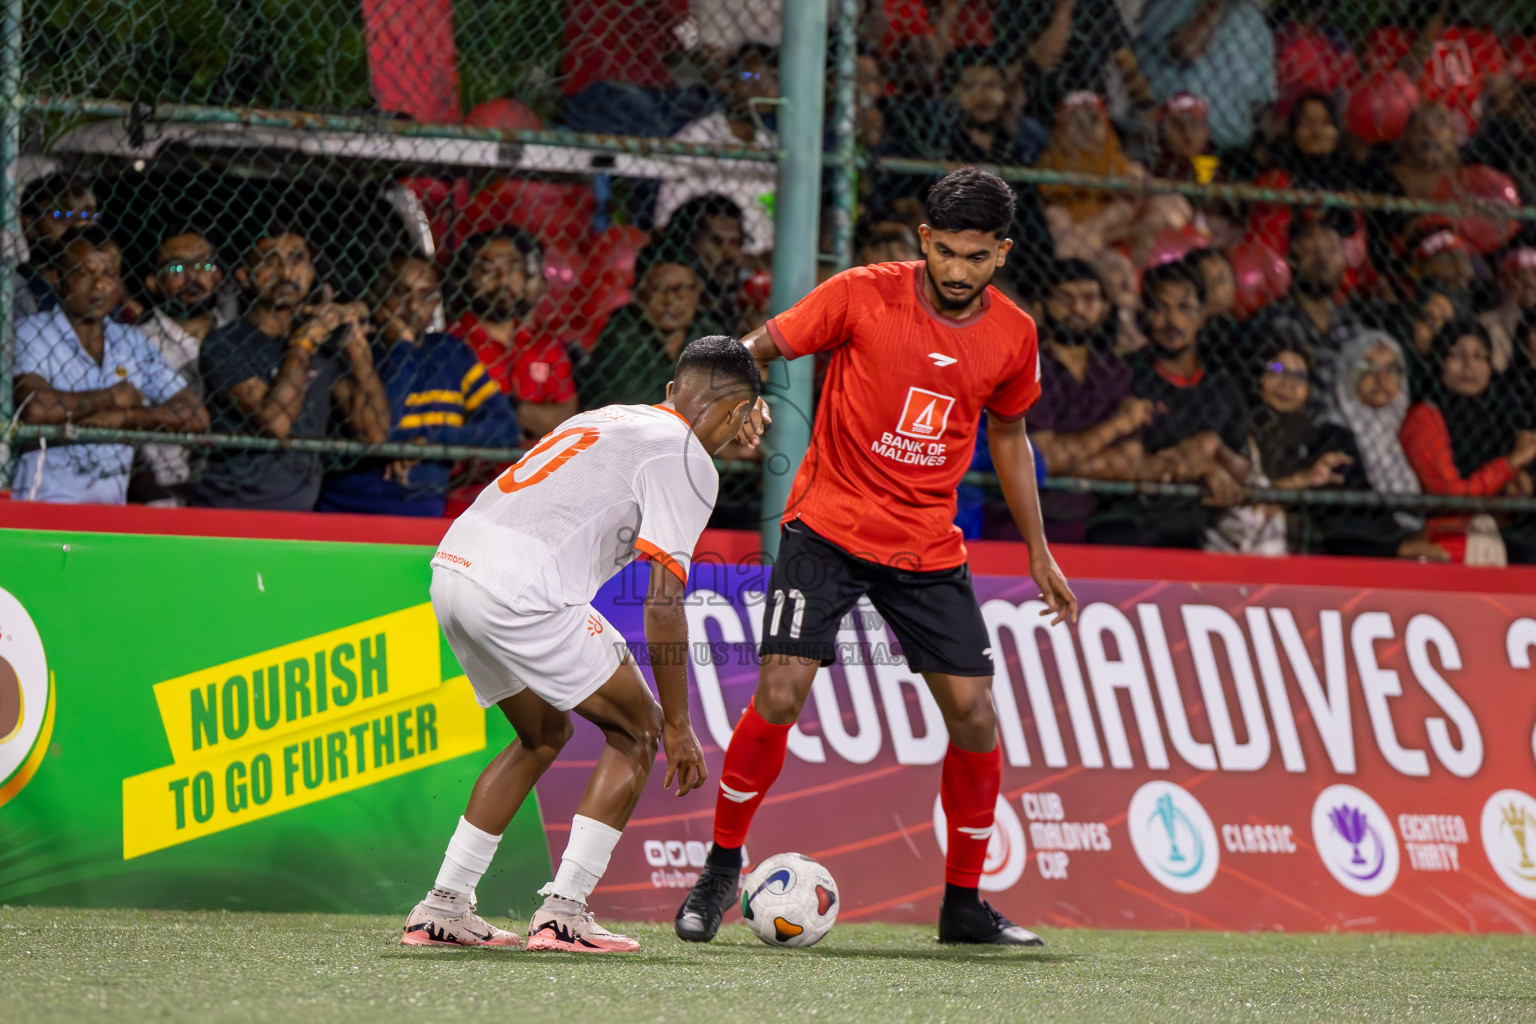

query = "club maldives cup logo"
[1311,784,1400,896]
[0,586,52,808]
[932,794,1028,892]
[1126,781,1219,893]
[1480,789,1536,899]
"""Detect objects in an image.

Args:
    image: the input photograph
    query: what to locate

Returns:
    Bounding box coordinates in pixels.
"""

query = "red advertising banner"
[544,562,1536,934]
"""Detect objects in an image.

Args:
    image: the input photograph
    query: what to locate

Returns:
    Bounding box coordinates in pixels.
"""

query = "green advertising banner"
[0,528,550,915]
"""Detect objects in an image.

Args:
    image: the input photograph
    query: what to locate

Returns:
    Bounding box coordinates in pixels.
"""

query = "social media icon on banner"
[932,794,1028,892]
[1480,789,1536,899]
[1311,784,1400,896]
[0,586,52,809]
[1126,782,1219,893]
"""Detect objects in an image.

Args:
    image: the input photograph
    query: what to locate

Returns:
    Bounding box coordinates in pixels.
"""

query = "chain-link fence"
[6,0,786,523]
[850,0,1536,563]
[7,1,1536,563]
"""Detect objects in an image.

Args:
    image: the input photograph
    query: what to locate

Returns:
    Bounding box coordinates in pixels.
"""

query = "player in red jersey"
[675,168,1077,946]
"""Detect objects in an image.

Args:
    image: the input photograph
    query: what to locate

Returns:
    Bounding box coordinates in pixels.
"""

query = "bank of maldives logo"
[1127,781,1219,893]
[1311,784,1399,896]
[896,387,955,440]
[0,586,52,808]
[1481,789,1536,899]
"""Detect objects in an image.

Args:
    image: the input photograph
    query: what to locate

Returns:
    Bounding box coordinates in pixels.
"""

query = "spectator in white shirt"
[11,226,208,504]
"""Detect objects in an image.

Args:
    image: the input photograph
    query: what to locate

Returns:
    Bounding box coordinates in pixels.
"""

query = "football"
[739,852,839,948]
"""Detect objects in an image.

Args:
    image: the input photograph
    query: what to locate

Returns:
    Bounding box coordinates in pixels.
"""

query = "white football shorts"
[430,566,624,712]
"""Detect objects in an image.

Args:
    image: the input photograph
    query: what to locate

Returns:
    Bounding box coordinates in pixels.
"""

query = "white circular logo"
[1480,789,1536,899]
[932,794,1028,892]
[0,586,50,803]
[1126,781,1220,893]
[1311,784,1399,896]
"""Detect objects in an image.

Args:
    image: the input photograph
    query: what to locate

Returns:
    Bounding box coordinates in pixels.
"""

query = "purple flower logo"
[1328,803,1384,879]
[1312,785,1399,896]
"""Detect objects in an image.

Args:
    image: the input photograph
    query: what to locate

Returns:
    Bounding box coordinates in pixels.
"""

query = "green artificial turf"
[2,906,1534,1023]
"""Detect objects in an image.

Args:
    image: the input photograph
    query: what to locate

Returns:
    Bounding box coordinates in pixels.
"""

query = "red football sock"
[712,700,793,849]
[940,742,1002,888]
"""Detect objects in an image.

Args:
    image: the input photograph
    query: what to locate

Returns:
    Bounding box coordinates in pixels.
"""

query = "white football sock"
[428,816,502,907]
[546,814,622,903]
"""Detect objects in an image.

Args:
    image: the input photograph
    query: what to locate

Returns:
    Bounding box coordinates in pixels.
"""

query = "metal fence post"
[829,0,858,272]
[760,0,827,559]
[0,0,20,475]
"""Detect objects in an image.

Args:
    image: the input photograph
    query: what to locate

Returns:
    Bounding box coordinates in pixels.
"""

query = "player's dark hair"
[1142,256,1207,307]
[924,167,1015,239]
[675,334,761,398]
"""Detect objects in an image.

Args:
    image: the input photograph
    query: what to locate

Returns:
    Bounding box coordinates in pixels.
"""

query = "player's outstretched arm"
[734,326,778,449]
[643,559,709,797]
[988,413,1079,626]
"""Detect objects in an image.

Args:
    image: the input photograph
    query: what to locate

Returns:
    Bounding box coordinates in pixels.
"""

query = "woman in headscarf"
[1315,331,1447,559]
[1399,319,1536,561]
[1037,91,1190,267]
[1401,320,1536,494]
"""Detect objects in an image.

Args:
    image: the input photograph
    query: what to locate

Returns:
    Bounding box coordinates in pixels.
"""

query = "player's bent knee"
[755,659,814,723]
[637,699,663,763]
[608,698,663,765]
[544,715,576,756]
[943,688,997,745]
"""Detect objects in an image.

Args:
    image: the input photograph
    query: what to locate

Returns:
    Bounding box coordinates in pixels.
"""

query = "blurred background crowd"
[11,0,1536,564]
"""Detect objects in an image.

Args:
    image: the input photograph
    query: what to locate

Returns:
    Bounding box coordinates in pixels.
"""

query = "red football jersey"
[451,312,576,405]
[766,261,1041,571]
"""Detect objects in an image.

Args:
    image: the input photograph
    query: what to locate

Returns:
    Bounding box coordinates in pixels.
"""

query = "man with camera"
[186,224,389,510]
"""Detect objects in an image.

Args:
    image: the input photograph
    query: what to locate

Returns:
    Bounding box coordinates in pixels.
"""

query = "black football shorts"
[757,520,994,677]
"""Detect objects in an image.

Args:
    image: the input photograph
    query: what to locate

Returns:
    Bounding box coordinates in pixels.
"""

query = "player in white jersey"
[401,336,760,952]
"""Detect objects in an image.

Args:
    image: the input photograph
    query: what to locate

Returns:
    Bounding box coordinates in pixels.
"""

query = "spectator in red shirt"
[1400,319,1536,499]
[447,227,578,442]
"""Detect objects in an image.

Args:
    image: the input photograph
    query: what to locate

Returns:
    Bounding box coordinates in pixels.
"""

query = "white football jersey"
[432,404,718,614]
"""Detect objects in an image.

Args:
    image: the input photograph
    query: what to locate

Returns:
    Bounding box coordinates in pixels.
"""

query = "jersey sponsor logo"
[895,387,955,441]
[586,614,604,637]
[928,352,957,367]
[434,550,472,569]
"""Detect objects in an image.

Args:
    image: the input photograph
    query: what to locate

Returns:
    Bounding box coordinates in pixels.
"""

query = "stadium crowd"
[10,0,1536,564]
